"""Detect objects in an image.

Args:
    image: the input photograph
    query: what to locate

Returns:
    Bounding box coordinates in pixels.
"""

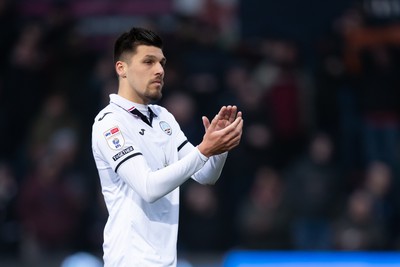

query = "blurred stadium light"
[223,251,400,267]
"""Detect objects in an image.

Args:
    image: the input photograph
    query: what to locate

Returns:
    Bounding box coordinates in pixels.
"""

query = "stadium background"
[1,0,400,266]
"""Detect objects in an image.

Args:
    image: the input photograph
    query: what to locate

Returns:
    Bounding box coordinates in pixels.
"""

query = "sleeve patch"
[104,126,125,150]
[112,146,134,161]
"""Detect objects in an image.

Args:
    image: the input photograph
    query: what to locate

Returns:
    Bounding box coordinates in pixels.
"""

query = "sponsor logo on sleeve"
[104,126,125,150]
[159,121,172,135]
[112,146,134,161]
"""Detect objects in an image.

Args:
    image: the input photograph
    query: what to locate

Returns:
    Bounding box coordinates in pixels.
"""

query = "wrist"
[197,144,212,158]
[196,147,209,162]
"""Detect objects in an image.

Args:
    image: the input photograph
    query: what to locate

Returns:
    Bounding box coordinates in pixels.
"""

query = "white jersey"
[91,94,227,267]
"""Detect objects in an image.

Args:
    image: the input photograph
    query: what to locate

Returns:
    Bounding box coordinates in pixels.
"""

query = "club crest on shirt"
[159,121,172,135]
[104,126,125,150]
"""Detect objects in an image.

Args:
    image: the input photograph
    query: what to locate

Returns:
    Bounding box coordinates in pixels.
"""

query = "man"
[91,27,243,266]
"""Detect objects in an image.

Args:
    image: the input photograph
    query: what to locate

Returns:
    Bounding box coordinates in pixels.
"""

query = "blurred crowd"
[1,0,400,265]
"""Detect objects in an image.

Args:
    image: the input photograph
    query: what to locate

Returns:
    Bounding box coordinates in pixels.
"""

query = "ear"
[115,61,127,78]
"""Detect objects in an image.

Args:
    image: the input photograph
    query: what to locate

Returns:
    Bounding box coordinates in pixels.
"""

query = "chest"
[126,115,178,170]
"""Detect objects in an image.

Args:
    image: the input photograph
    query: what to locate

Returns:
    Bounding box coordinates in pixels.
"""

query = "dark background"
[1,0,400,266]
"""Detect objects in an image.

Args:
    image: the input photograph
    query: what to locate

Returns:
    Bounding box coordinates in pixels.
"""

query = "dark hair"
[113,27,163,63]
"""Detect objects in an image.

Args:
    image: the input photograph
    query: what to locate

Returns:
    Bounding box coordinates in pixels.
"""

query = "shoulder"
[92,105,126,140]
[93,104,124,126]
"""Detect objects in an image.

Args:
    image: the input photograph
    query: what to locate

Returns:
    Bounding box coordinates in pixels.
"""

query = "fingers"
[207,107,242,133]
[207,114,220,131]
[224,119,243,149]
[216,106,227,121]
[216,105,239,124]
[199,110,243,156]
[228,105,238,123]
[220,115,242,134]
[229,117,243,139]
[208,106,238,133]
[216,121,243,152]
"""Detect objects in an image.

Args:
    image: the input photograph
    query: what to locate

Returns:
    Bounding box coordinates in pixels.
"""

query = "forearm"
[178,141,228,185]
[117,148,208,203]
[192,152,228,185]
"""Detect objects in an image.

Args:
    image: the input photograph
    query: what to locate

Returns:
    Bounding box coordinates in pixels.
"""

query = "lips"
[151,79,163,86]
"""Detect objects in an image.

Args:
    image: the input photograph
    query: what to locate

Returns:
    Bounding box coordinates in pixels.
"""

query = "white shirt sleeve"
[117,147,208,203]
[93,106,227,203]
[178,141,228,185]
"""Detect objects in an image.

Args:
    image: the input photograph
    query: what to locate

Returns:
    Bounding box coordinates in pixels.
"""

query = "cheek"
[130,72,144,85]
[132,69,148,82]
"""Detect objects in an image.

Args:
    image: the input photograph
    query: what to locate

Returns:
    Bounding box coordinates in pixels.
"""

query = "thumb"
[202,116,210,131]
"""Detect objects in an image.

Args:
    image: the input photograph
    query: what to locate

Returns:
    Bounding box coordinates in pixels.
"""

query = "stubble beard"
[148,92,162,103]
[145,85,163,103]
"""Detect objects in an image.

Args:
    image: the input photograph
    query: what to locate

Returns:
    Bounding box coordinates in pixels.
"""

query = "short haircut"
[113,27,163,63]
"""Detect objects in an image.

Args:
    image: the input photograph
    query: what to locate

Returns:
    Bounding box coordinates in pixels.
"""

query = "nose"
[155,62,164,76]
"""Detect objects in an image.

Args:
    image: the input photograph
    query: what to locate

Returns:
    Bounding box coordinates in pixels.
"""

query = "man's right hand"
[197,106,243,158]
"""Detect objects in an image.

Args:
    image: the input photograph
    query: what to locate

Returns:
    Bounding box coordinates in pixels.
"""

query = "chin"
[149,93,162,103]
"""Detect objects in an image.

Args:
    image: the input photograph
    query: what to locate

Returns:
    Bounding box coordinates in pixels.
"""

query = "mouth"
[151,79,163,87]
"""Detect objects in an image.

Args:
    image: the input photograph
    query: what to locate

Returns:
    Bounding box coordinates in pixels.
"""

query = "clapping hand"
[198,105,243,157]
[202,105,242,131]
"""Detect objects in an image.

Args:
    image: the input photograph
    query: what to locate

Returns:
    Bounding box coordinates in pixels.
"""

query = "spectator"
[179,181,227,252]
[256,39,312,167]
[26,93,80,166]
[357,46,400,168]
[16,127,87,260]
[235,166,291,249]
[1,22,47,160]
[332,189,387,250]
[362,161,396,247]
[284,132,341,250]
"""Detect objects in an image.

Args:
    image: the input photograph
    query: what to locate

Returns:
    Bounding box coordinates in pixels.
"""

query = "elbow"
[202,178,217,185]
[206,180,217,186]
[195,176,218,185]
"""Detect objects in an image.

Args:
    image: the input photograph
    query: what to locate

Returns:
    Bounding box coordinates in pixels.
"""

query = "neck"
[118,85,148,105]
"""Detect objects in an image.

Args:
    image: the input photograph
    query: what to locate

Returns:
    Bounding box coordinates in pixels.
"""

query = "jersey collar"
[109,94,157,126]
